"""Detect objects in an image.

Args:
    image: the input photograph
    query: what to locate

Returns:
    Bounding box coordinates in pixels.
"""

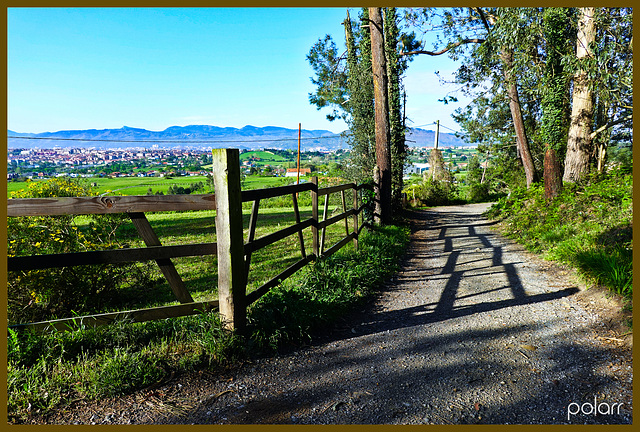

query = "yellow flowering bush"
[8,178,153,324]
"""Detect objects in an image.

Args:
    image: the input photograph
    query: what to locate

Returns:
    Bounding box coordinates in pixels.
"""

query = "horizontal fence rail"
[241,182,314,202]
[7,193,217,217]
[8,243,218,272]
[8,149,372,333]
[14,301,221,333]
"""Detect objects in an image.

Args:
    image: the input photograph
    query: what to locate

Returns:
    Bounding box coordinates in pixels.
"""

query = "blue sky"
[8,7,468,135]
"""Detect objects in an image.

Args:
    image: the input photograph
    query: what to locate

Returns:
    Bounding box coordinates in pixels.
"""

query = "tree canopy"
[307,7,632,209]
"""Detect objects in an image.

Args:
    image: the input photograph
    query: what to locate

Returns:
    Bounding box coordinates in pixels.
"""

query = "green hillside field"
[7,174,297,197]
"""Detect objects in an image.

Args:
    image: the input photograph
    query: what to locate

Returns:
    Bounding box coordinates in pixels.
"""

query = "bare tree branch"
[472,7,492,32]
[590,113,633,139]
[400,38,485,56]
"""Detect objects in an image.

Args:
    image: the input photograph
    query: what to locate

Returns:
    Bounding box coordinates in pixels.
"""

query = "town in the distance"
[7,146,481,180]
[7,124,482,196]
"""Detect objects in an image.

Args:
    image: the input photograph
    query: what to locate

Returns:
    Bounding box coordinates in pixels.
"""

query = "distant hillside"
[7,125,469,151]
[7,125,346,151]
[405,128,472,148]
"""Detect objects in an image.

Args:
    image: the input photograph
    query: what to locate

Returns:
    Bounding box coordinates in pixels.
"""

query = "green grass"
[486,168,633,304]
[240,150,290,165]
[8,176,214,197]
[7,219,409,424]
[248,223,410,351]
[7,174,298,197]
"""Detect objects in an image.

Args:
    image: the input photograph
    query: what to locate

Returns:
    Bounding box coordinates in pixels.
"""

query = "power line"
[408,121,459,133]
[6,133,348,144]
[437,123,459,133]
[411,122,436,128]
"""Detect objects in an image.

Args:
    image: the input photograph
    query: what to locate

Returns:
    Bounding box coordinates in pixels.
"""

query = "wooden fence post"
[352,186,359,250]
[212,149,246,333]
[311,176,319,258]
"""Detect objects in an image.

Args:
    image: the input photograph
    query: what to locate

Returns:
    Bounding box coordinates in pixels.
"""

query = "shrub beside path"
[34,203,632,425]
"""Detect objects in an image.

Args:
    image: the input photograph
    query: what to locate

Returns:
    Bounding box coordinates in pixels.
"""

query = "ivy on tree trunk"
[541,7,572,199]
[369,7,392,224]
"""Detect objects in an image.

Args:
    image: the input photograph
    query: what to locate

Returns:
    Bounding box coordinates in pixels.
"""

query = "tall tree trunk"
[500,48,538,187]
[564,7,596,183]
[384,7,406,211]
[544,146,563,200]
[541,8,571,199]
[369,7,392,224]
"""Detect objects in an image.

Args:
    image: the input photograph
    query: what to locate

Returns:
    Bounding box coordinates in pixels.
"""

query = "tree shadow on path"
[315,207,579,343]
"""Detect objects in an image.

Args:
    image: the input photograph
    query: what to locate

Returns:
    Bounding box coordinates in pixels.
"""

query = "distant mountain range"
[7,124,470,151]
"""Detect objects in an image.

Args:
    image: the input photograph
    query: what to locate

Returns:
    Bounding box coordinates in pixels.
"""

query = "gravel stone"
[27,204,632,425]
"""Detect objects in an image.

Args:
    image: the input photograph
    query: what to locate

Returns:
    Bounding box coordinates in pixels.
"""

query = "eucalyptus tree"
[563,7,596,183]
[406,6,632,192]
[566,7,633,176]
[403,7,539,188]
[369,6,392,223]
[452,94,527,193]
[540,7,573,199]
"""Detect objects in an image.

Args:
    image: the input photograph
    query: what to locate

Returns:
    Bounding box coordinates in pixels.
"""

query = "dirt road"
[37,203,633,425]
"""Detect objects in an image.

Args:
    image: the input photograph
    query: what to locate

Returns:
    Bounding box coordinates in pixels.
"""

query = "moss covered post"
[212,148,246,333]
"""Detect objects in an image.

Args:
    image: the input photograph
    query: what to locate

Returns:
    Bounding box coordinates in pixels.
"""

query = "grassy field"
[7,174,297,197]
[239,150,291,165]
[7,173,363,325]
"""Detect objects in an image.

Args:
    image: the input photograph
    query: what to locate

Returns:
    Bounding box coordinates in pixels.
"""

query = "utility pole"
[431,120,442,181]
[297,123,301,187]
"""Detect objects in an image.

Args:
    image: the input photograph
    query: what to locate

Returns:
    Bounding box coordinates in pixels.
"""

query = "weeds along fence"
[7,149,372,334]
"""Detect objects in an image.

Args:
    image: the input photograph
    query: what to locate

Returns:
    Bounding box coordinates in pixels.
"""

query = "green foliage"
[307,34,349,122]
[466,155,482,183]
[608,144,633,172]
[467,182,491,203]
[414,7,631,195]
[342,8,376,184]
[384,7,409,210]
[247,223,410,352]
[7,311,243,422]
[463,155,493,203]
[7,177,154,324]
[404,177,459,207]
[540,7,573,154]
[308,8,415,196]
[452,93,539,195]
[487,169,632,300]
[167,181,204,195]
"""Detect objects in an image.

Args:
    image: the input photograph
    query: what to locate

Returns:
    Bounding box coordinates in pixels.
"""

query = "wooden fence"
[7,149,371,333]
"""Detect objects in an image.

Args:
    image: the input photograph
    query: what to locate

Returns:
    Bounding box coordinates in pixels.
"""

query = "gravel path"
[35,203,632,425]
